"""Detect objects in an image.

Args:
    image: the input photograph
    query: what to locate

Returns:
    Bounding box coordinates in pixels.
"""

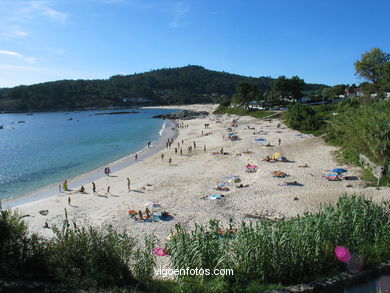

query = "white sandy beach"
[11,104,390,243]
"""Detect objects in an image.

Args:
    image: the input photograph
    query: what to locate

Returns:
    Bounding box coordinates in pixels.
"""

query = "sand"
[10,104,390,242]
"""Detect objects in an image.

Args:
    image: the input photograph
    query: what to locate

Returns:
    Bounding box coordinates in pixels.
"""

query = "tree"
[355,48,390,85]
[272,75,304,101]
[234,82,258,108]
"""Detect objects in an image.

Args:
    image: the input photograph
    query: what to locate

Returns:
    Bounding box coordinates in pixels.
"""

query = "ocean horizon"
[0,108,177,201]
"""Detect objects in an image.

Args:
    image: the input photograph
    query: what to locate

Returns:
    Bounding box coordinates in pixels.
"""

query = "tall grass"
[167,195,390,288]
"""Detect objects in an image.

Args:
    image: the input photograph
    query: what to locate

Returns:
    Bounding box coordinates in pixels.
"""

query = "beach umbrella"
[332,168,347,174]
[128,210,137,215]
[272,152,282,160]
[326,173,338,177]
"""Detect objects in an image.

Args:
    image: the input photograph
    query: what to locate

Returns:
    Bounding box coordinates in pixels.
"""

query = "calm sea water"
[0,108,176,200]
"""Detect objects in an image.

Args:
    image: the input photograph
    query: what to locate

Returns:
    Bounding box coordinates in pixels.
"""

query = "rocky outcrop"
[153,110,209,120]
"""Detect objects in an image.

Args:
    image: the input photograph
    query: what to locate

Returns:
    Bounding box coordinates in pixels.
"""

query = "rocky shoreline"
[152,109,209,120]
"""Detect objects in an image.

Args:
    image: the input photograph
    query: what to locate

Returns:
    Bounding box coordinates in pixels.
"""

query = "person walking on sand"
[63,180,68,191]
[175,147,177,154]
[105,186,112,196]
[180,147,182,155]
[135,153,138,160]
[92,182,97,195]
[193,141,196,149]
[59,185,62,193]
[168,157,172,165]
[220,147,224,154]
[68,196,71,206]
[127,178,131,192]
[278,138,281,146]
[161,153,164,161]
[204,145,206,152]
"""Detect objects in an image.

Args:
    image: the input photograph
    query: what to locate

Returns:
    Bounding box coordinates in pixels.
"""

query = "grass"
[213,106,275,119]
[2,195,390,293]
[166,195,390,290]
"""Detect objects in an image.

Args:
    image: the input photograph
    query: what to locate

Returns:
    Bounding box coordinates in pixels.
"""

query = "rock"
[153,110,209,120]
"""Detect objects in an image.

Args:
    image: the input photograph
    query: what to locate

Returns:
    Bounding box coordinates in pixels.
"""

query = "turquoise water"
[0,108,176,200]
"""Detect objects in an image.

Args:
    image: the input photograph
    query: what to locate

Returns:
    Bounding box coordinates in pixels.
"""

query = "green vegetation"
[0,65,326,112]
[328,99,390,180]
[2,196,390,292]
[285,103,323,133]
[167,195,390,291]
[213,106,274,119]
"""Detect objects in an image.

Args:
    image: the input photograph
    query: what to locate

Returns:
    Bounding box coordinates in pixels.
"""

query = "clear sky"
[1,0,389,88]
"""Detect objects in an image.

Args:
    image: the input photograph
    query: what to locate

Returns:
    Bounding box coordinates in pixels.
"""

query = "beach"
[10,104,389,242]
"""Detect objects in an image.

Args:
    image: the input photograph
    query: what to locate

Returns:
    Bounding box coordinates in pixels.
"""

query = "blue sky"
[0,0,389,88]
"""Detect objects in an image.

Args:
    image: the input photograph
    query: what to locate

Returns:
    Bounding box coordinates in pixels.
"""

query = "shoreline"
[9,104,389,243]
[3,119,178,209]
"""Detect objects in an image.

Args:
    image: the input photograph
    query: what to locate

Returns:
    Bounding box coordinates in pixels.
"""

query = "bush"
[0,208,49,281]
[47,212,137,288]
[286,103,322,132]
[328,99,390,175]
[166,195,390,287]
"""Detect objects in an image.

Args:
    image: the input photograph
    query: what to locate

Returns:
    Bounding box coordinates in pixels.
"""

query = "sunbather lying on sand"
[236,184,250,188]
[216,186,229,191]
[272,171,288,177]
[263,155,271,161]
[243,150,253,154]
[278,181,303,186]
[298,164,309,168]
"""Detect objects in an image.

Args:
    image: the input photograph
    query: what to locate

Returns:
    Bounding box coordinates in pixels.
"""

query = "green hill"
[0,65,326,112]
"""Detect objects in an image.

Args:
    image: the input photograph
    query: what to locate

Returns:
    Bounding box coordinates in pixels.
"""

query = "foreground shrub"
[47,211,137,288]
[167,195,390,287]
[0,207,49,280]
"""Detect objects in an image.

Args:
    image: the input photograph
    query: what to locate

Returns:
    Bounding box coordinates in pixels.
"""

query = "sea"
[0,108,176,201]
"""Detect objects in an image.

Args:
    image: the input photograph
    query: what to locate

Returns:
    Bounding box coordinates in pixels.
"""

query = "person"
[278,138,281,146]
[180,148,182,155]
[168,157,172,165]
[106,167,111,176]
[63,180,68,191]
[193,141,196,149]
[263,155,271,162]
[161,153,164,161]
[127,178,131,192]
[174,147,177,154]
[138,210,144,221]
[68,196,71,206]
[105,186,112,196]
[220,147,224,154]
[92,182,97,195]
[135,153,138,160]
[43,222,50,229]
[145,208,151,219]
[59,185,62,193]
[204,145,206,152]
[79,185,85,194]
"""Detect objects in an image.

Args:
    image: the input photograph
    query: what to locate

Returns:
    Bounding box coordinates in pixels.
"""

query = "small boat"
[67,117,73,121]
[17,120,25,123]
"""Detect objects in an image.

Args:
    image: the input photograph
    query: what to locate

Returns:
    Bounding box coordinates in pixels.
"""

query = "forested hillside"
[0,65,325,112]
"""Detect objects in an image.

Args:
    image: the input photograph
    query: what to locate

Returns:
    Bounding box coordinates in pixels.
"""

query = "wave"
[159,121,166,136]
